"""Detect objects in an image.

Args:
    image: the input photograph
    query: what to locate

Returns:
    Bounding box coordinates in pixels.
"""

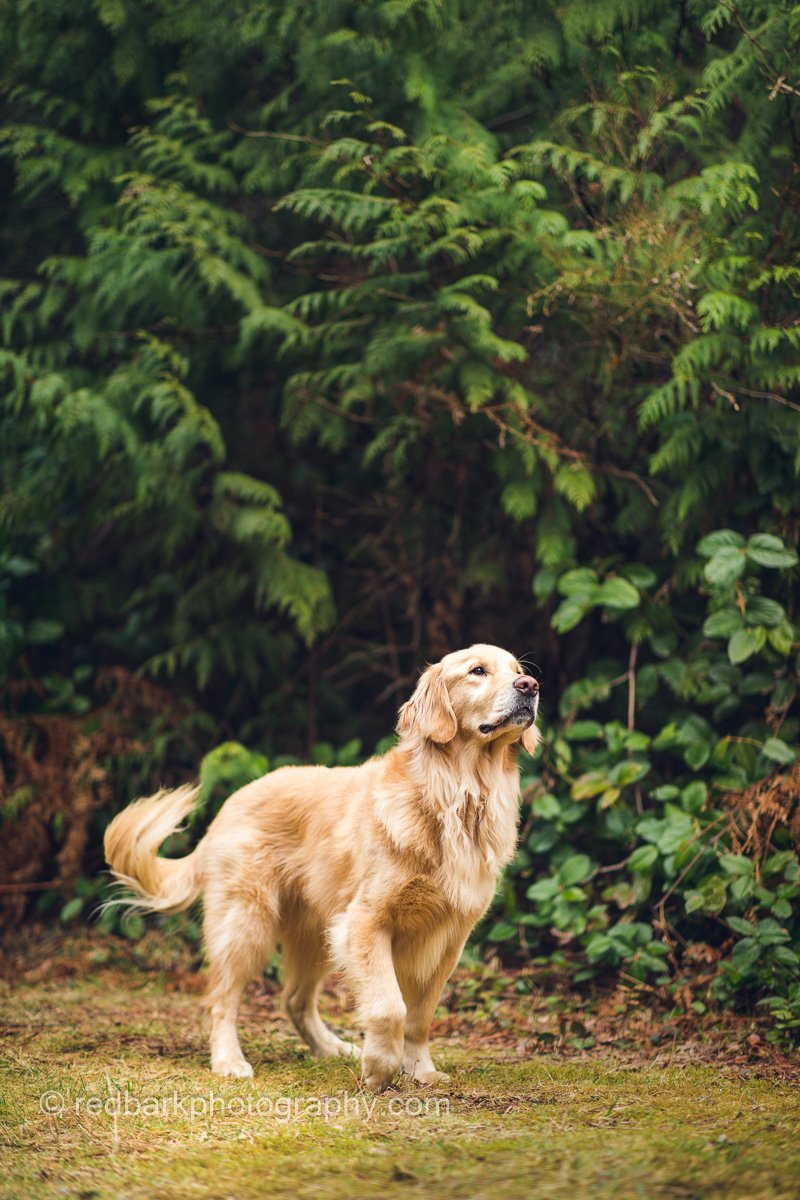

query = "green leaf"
[532,569,558,600]
[768,620,795,656]
[551,597,590,633]
[703,607,744,638]
[571,771,611,800]
[628,845,658,873]
[727,916,756,936]
[756,918,790,945]
[526,878,560,902]
[745,534,799,569]
[771,945,800,968]
[719,854,753,877]
[564,720,604,741]
[745,597,785,627]
[60,897,84,923]
[608,760,650,787]
[532,793,561,819]
[705,547,746,586]
[120,912,146,940]
[584,933,613,962]
[693,874,727,914]
[685,743,711,770]
[728,627,764,663]
[697,530,744,557]
[595,577,640,609]
[557,568,598,597]
[621,564,657,588]
[731,938,761,970]
[762,738,797,765]
[486,922,517,942]
[558,853,594,886]
[682,781,708,813]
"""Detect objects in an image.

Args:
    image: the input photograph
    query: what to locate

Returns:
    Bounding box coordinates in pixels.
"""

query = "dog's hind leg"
[281,928,361,1061]
[204,889,276,1078]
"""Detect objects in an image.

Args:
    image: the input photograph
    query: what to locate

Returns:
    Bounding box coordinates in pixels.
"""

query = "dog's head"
[397,644,540,755]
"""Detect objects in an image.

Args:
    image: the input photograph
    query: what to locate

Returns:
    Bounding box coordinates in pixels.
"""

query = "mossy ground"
[2,931,800,1199]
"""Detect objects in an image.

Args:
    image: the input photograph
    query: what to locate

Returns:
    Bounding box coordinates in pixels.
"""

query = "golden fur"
[104,644,541,1090]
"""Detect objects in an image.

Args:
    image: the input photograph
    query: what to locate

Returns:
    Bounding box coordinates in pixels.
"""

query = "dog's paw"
[212,1057,254,1078]
[333,1038,362,1059]
[362,1054,400,1093]
[412,1069,450,1086]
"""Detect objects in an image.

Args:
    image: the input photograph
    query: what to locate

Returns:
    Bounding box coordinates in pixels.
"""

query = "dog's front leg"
[343,913,406,1093]
[401,942,464,1085]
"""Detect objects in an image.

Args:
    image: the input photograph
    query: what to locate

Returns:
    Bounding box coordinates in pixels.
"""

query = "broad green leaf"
[595,577,640,609]
[584,933,613,962]
[564,720,604,741]
[755,918,790,945]
[705,546,746,586]
[762,737,796,765]
[608,760,650,787]
[703,607,744,638]
[621,564,657,588]
[745,596,784,627]
[685,742,711,770]
[629,844,658,873]
[526,877,560,902]
[682,781,708,813]
[727,916,756,936]
[60,897,84,923]
[745,533,798,569]
[771,945,800,967]
[532,793,561,819]
[719,854,753,877]
[599,788,621,809]
[697,529,744,557]
[571,771,611,800]
[558,853,594,886]
[768,620,795,656]
[551,597,590,633]
[728,627,764,663]
[731,938,761,970]
[486,922,517,942]
[557,567,599,597]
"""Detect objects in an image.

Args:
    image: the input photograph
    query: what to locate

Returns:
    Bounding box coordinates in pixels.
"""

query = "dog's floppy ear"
[397,664,457,744]
[521,723,541,756]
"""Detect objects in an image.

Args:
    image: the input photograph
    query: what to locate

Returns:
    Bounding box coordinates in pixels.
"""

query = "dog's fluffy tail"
[104,783,204,914]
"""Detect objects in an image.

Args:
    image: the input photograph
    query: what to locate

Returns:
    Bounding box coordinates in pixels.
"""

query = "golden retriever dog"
[104,644,540,1090]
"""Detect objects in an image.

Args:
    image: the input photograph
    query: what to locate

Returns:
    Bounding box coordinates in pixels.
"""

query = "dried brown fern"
[0,669,194,925]
[725,762,800,873]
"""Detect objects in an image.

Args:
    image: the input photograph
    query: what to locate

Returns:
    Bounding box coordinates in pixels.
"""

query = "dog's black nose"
[513,674,539,694]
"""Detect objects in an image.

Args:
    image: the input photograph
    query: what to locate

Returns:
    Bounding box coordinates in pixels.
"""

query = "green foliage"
[1,0,799,1034]
[486,531,799,1036]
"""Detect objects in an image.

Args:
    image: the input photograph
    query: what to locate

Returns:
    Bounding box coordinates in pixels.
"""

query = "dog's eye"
[469,666,487,676]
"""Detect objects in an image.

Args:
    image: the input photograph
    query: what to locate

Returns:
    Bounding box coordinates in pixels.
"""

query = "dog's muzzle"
[479,690,539,736]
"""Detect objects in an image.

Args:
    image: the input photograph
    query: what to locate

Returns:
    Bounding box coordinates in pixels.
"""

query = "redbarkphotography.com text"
[39,1087,450,1123]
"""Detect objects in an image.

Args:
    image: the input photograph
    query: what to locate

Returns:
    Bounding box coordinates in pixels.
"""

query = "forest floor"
[2,927,800,1200]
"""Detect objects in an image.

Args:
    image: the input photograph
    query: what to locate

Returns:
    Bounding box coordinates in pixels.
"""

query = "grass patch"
[2,935,800,1199]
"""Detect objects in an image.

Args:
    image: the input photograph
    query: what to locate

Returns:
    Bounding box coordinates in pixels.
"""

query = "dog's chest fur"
[373,744,521,917]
